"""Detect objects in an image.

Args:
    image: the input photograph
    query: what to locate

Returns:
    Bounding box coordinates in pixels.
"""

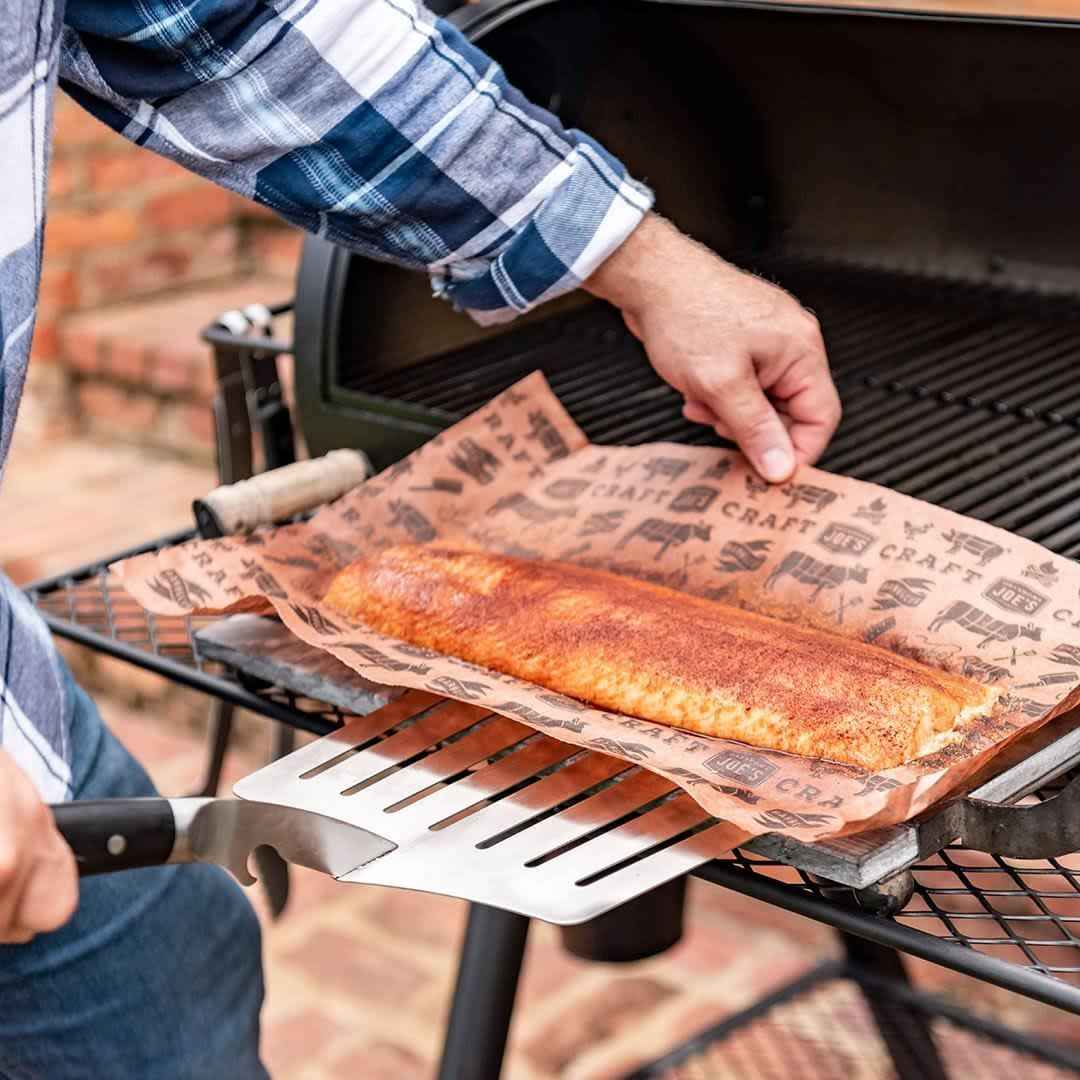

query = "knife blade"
[51,797,397,883]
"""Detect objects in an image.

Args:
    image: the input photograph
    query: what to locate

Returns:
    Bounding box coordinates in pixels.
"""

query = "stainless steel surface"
[214,616,1080,894]
[172,796,397,884]
[234,692,742,925]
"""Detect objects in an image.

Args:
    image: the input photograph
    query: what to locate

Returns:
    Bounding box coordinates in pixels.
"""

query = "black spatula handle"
[51,799,177,876]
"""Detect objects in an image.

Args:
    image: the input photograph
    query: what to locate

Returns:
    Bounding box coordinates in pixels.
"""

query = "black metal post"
[841,932,949,1080]
[437,904,530,1080]
[560,877,686,962]
[192,699,235,798]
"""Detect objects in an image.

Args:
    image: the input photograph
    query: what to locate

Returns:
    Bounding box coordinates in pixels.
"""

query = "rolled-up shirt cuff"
[429,133,654,327]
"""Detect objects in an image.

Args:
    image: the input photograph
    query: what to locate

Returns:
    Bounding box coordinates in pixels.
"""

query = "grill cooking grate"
[351,259,1080,554]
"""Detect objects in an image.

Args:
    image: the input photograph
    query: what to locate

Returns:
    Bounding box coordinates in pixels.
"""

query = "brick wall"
[27,95,301,460]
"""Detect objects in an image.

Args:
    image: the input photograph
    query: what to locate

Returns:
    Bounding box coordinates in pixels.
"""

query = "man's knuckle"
[696,365,749,398]
[0,845,18,884]
[739,408,781,442]
[28,797,51,827]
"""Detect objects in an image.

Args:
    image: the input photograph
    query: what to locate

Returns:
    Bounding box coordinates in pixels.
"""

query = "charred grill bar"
[24,0,1080,1076]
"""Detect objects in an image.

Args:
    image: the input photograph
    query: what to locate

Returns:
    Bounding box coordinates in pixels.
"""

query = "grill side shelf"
[22,536,1080,1003]
[197,614,1080,887]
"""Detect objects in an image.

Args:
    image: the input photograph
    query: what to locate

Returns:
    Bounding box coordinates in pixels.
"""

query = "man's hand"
[0,750,78,944]
[585,214,841,483]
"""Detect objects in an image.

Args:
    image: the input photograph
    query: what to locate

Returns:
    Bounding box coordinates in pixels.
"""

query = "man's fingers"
[761,341,842,467]
[14,831,78,936]
[0,751,79,943]
[684,399,800,442]
[1,927,36,946]
[0,782,36,936]
[690,367,796,484]
[682,398,717,426]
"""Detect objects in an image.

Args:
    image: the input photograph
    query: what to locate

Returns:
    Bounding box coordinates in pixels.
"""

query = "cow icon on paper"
[642,457,690,484]
[764,551,868,601]
[928,601,1043,648]
[781,483,838,514]
[703,457,732,482]
[616,518,712,560]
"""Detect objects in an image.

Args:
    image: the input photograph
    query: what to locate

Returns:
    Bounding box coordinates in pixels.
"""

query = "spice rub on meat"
[323,546,999,771]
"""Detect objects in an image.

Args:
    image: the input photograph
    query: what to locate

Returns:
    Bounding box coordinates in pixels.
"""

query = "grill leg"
[437,904,530,1080]
[192,699,235,798]
[841,932,949,1080]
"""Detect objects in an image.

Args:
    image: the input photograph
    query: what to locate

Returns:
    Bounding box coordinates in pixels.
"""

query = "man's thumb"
[709,384,795,484]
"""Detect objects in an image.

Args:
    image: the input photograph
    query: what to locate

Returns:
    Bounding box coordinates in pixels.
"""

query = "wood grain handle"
[193,450,372,537]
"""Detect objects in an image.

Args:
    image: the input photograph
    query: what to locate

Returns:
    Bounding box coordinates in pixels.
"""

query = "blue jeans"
[0,667,269,1080]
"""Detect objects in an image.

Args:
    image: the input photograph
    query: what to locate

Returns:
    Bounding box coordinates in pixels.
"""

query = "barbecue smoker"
[29,1,1080,1077]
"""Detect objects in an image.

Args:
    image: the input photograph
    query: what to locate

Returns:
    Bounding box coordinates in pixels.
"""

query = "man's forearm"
[61,0,652,325]
[584,212,840,482]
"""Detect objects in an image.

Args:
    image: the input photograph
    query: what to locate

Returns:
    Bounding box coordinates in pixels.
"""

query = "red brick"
[45,207,139,256]
[59,327,104,373]
[47,159,78,201]
[576,999,731,1080]
[146,184,235,230]
[29,316,60,361]
[200,226,240,260]
[77,382,159,434]
[38,267,78,313]
[252,226,303,278]
[328,1040,430,1080]
[76,381,127,423]
[191,356,219,401]
[663,919,752,977]
[524,976,676,1074]
[282,927,429,1003]
[370,888,466,949]
[518,936,591,1008]
[88,151,186,193]
[149,348,196,394]
[182,403,216,447]
[82,246,195,306]
[234,198,278,223]
[52,99,114,149]
[688,879,831,947]
[262,1009,349,1076]
[94,656,173,704]
[733,947,816,1007]
[105,340,149,383]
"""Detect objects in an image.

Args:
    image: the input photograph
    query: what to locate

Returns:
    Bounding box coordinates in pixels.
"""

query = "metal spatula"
[51,797,396,881]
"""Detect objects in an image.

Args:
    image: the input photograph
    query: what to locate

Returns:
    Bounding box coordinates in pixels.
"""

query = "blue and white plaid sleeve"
[59,0,654,324]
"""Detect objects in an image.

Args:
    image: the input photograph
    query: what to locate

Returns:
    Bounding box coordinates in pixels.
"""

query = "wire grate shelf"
[627,964,1080,1079]
[29,534,348,739]
[708,826,1080,987]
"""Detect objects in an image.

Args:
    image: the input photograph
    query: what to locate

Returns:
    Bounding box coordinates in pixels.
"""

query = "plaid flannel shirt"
[0,0,653,799]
